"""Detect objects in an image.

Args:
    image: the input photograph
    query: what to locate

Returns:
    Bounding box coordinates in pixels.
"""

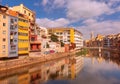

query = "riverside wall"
[0,51,75,72]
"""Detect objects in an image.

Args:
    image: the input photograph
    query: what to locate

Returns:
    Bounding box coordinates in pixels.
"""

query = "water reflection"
[0,56,84,84]
[88,49,120,66]
[1,50,120,84]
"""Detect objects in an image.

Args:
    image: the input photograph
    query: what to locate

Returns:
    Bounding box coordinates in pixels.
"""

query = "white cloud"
[41,0,66,10]
[82,18,97,25]
[78,19,120,39]
[53,0,66,8]
[41,0,118,21]
[66,0,112,21]
[42,0,48,6]
[36,18,70,28]
[40,0,120,39]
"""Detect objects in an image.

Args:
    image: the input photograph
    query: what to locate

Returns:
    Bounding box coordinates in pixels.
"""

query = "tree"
[50,34,59,42]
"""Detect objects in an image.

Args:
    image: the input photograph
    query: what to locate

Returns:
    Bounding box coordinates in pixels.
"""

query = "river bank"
[0,51,76,72]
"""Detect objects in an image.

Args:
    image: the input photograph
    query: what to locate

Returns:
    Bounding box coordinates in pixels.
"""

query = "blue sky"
[1,0,120,39]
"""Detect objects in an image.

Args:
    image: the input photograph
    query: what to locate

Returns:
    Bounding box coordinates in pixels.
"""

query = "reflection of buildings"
[97,57,104,63]
[68,56,84,79]
[0,68,29,84]
[29,65,42,84]
[18,71,30,84]
[92,57,95,64]
[89,49,120,66]
[0,75,18,84]
[0,57,84,83]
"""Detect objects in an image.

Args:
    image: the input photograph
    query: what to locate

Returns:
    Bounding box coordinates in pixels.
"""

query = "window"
[24,10,26,14]
[18,39,28,42]
[3,23,6,26]
[11,45,16,50]
[14,32,17,35]
[56,32,59,34]
[2,51,6,54]
[29,13,30,16]
[31,37,35,41]
[10,25,14,29]
[3,15,6,19]
[60,32,62,35]
[10,19,14,23]
[2,45,5,49]
[18,32,28,36]
[15,19,17,22]
[3,38,6,42]
[10,52,16,54]
[19,48,28,51]
[3,31,6,34]
[68,40,70,42]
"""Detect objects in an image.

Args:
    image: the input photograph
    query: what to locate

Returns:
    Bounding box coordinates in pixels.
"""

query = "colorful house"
[0,5,18,58]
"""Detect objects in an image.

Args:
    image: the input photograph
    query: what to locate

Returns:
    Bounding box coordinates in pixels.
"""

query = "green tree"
[50,34,59,42]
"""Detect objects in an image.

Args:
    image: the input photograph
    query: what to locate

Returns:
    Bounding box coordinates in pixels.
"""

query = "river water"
[0,50,120,84]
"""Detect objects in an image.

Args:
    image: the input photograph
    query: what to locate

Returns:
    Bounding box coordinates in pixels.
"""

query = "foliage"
[50,34,59,42]
[76,48,89,56]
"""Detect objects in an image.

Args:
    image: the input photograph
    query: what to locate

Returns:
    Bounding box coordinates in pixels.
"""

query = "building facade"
[85,33,120,51]
[18,13,29,55]
[0,5,18,58]
[48,28,83,49]
[12,4,35,22]
[12,4,41,52]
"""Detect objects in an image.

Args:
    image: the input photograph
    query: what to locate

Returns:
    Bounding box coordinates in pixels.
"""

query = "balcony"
[30,40,41,44]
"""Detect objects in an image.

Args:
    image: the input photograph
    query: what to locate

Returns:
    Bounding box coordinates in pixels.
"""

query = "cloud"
[36,18,70,28]
[78,19,120,39]
[41,0,66,12]
[66,0,112,21]
[53,0,66,8]
[41,0,120,21]
[40,0,120,39]
[42,0,48,6]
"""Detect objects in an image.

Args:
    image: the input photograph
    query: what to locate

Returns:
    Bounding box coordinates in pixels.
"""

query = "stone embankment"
[0,51,75,72]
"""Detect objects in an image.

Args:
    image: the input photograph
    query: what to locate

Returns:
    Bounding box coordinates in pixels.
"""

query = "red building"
[29,20,41,52]
[30,24,41,52]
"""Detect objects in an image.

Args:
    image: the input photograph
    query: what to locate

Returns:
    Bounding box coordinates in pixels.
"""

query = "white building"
[48,28,83,49]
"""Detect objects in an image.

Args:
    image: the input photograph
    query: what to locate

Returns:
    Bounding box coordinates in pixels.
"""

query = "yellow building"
[12,4,41,52]
[12,4,35,21]
[48,28,83,49]
[18,13,29,55]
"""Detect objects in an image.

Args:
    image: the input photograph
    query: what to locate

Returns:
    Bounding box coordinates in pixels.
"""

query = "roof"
[8,9,18,17]
[0,5,8,13]
[47,27,83,35]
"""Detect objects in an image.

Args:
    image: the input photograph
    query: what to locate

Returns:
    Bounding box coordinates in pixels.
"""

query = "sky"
[1,0,120,39]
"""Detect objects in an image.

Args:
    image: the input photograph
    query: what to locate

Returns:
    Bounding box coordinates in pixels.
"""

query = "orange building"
[0,5,18,58]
